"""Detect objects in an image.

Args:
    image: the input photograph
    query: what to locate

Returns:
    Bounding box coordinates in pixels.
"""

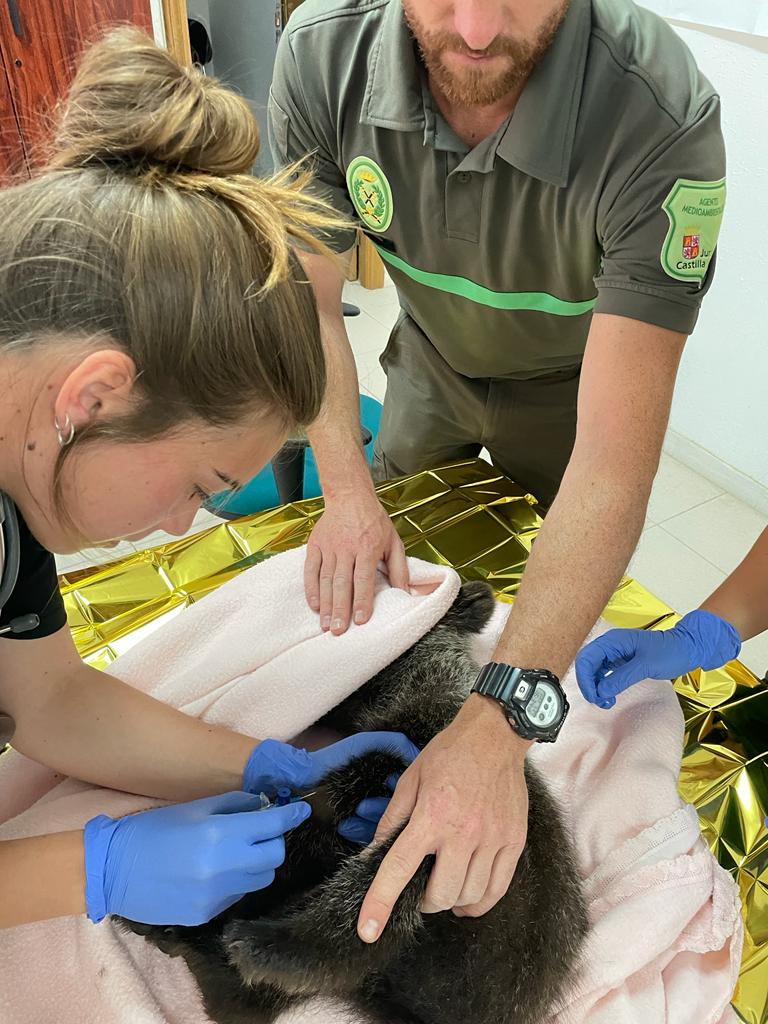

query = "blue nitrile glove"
[242,733,420,795]
[576,609,742,710]
[83,791,310,926]
[338,773,400,845]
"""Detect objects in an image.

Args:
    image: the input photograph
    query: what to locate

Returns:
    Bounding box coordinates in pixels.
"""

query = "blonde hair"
[0,27,348,489]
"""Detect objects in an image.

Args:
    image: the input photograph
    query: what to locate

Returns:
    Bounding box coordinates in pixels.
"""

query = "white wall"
[662,24,768,512]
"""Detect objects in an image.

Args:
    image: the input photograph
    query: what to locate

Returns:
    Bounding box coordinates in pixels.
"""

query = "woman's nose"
[161,507,197,537]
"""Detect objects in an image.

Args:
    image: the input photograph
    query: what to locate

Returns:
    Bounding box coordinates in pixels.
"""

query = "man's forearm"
[307,310,376,500]
[13,665,257,802]
[493,452,651,678]
[297,250,407,628]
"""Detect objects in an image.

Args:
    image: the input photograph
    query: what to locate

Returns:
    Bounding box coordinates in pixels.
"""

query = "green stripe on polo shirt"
[373,244,596,316]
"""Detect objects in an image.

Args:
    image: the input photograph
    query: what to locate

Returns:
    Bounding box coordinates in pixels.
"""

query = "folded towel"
[0,549,741,1024]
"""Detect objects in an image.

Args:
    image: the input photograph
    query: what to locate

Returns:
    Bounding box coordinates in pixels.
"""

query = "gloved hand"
[84,791,310,926]
[242,733,420,795]
[576,609,741,709]
[338,773,399,845]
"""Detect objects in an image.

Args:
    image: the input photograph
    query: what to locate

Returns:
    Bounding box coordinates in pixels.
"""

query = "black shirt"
[0,501,67,640]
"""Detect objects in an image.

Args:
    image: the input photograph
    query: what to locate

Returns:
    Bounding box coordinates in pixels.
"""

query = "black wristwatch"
[471,663,569,742]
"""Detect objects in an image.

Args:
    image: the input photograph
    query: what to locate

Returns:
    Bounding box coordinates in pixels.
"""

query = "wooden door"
[0,36,24,178]
[0,0,153,174]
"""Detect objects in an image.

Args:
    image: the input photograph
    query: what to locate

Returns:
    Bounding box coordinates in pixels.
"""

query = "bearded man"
[268,0,726,944]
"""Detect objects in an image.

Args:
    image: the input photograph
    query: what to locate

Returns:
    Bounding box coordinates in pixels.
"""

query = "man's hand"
[305,488,409,634]
[356,695,530,942]
[297,248,409,634]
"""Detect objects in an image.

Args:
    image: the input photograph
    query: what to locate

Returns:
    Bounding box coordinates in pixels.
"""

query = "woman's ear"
[53,349,138,431]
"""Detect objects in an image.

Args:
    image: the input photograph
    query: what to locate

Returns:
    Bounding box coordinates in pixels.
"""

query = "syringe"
[255,788,316,810]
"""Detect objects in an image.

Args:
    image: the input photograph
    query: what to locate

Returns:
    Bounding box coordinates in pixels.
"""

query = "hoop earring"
[54,412,75,448]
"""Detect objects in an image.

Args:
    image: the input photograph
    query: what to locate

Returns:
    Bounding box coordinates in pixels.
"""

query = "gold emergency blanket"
[58,459,767,1024]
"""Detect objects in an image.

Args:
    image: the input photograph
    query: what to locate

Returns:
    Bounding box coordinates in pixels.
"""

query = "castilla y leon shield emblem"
[682,232,700,260]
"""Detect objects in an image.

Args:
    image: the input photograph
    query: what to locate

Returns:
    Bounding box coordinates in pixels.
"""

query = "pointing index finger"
[357,823,430,943]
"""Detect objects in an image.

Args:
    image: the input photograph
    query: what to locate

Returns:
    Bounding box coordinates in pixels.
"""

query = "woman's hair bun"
[50,26,259,176]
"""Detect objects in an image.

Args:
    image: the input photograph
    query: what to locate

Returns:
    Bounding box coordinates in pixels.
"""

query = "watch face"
[525,682,561,729]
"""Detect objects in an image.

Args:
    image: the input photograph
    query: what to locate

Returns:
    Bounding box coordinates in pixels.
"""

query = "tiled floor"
[57,271,768,677]
[344,279,399,404]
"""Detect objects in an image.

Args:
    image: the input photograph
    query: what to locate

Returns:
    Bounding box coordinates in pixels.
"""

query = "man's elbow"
[567,432,661,506]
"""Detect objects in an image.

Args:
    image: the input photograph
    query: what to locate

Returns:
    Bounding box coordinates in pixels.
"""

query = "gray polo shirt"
[269,0,726,379]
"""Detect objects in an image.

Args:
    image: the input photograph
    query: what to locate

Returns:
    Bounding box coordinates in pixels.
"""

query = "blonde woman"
[0,30,416,931]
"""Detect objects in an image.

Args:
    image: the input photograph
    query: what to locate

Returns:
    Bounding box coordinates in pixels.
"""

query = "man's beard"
[403,1,571,107]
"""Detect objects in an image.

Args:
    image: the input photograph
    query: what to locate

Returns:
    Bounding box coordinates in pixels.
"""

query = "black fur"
[121,582,588,1024]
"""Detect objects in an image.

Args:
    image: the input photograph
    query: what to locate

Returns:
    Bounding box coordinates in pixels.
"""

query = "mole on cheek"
[26,442,37,452]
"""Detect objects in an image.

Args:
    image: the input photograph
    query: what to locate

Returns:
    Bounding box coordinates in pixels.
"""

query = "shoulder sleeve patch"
[660,177,726,285]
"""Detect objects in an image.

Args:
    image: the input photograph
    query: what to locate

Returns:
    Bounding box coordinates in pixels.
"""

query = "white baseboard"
[664,430,768,516]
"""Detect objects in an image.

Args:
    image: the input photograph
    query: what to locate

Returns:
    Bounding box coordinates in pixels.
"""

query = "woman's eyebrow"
[214,469,244,492]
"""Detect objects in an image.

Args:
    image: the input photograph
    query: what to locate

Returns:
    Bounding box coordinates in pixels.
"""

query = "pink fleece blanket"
[0,548,742,1024]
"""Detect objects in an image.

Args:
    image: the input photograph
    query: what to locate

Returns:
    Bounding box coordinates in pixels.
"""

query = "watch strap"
[471,663,568,743]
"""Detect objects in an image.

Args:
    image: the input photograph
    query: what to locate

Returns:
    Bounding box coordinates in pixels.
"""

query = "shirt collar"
[496,0,591,187]
[360,0,425,131]
[361,0,591,187]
